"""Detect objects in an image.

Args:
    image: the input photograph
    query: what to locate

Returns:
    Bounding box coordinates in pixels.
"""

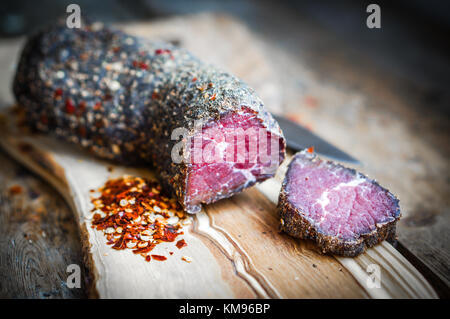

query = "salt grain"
[120,199,128,207]
[105,227,115,234]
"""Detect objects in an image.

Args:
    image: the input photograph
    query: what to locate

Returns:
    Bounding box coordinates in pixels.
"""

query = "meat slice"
[278,150,401,257]
[13,21,286,214]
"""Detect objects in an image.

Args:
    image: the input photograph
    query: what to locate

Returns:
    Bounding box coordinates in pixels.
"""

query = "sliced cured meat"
[13,21,286,213]
[278,150,400,256]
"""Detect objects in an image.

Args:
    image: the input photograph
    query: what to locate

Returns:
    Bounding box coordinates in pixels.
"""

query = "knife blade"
[273,114,360,164]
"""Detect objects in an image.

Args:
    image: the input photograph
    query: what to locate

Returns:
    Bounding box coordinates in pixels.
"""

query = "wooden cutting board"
[0,14,437,299]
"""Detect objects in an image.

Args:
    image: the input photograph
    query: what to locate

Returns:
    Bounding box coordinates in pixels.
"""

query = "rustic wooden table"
[0,0,448,298]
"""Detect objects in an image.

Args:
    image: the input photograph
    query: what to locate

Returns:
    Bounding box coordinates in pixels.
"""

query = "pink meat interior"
[286,153,399,241]
[185,110,284,212]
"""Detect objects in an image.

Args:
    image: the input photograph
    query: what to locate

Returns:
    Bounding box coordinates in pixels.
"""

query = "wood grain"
[0,151,89,298]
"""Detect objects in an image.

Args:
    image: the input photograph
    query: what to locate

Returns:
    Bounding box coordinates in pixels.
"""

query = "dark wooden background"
[0,0,449,298]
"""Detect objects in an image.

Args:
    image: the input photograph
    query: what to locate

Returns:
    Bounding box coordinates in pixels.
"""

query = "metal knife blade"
[273,114,361,164]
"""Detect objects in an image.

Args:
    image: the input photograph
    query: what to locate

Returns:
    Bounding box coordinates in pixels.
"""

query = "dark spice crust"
[277,152,401,257]
[13,21,285,213]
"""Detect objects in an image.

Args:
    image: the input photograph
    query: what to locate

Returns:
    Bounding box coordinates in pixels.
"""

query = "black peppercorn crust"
[13,21,285,213]
[277,151,400,257]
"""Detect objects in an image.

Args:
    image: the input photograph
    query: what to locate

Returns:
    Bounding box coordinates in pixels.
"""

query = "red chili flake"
[139,62,148,70]
[112,236,125,250]
[54,88,63,98]
[9,185,23,195]
[208,82,213,88]
[155,49,172,55]
[151,255,167,261]
[192,77,197,82]
[133,245,155,255]
[169,252,174,255]
[132,60,139,68]
[307,146,314,153]
[145,255,151,262]
[151,92,160,100]
[210,93,216,101]
[65,99,76,114]
[159,226,179,242]
[176,239,187,249]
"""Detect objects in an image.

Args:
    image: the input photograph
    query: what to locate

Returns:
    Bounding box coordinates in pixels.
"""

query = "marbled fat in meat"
[278,150,400,257]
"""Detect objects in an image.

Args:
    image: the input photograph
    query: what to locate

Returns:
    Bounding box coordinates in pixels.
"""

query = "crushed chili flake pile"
[90,176,190,262]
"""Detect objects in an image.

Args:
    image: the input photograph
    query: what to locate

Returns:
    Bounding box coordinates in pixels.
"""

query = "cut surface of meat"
[278,150,400,256]
[185,110,284,212]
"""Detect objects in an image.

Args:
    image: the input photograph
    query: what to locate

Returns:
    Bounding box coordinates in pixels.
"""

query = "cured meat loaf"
[278,150,400,257]
[13,22,286,213]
